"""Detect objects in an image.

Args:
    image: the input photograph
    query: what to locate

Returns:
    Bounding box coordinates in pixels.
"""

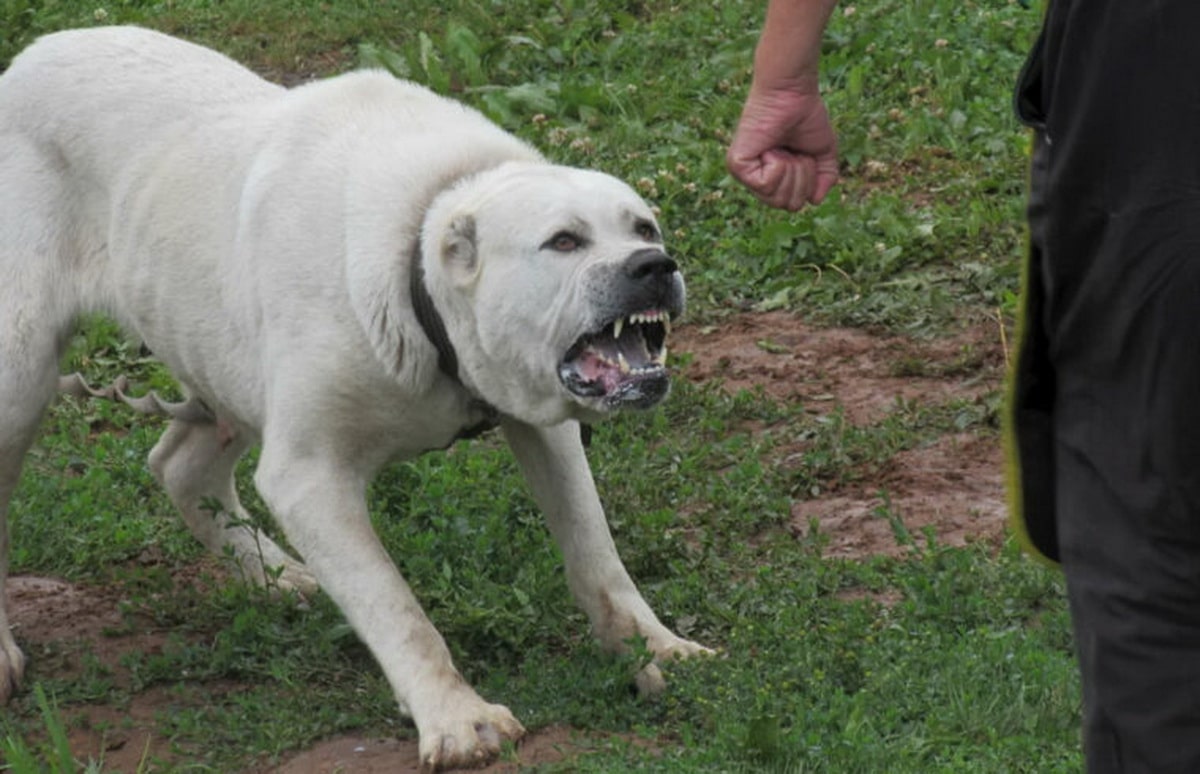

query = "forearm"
[752,0,839,91]
[727,0,841,209]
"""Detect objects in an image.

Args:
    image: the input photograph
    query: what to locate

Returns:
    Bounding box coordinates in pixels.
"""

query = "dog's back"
[0,26,279,170]
[0,26,541,401]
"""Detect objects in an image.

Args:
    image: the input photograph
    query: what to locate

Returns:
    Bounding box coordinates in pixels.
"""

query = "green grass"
[0,1,1077,772]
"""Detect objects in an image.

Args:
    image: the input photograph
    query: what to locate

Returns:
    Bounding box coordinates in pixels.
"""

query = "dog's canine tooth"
[662,315,671,335]
[613,317,624,340]
[617,352,631,374]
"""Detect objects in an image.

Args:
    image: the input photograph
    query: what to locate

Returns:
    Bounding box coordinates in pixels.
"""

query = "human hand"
[726,83,839,211]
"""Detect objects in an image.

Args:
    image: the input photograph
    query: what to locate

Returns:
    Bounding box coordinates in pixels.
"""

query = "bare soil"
[675,311,1009,558]
[6,311,1009,772]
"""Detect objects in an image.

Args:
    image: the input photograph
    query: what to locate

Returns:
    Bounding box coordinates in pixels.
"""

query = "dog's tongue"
[579,328,661,389]
[572,349,623,393]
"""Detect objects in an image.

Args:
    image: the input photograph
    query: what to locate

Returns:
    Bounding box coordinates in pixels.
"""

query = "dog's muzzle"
[558,249,684,411]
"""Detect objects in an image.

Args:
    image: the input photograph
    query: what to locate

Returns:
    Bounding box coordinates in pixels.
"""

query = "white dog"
[0,26,709,770]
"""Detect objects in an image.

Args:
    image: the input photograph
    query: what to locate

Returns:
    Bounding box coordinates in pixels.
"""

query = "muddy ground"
[6,311,1010,772]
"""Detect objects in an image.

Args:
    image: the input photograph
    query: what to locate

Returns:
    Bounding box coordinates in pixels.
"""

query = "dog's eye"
[544,231,585,252]
[634,220,660,242]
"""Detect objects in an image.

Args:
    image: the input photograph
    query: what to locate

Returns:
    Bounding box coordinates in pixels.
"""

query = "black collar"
[409,240,461,383]
[409,242,500,442]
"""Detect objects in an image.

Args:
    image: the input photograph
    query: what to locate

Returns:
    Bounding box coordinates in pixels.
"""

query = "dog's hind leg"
[0,302,70,705]
[148,418,317,595]
[0,133,87,702]
[0,362,60,703]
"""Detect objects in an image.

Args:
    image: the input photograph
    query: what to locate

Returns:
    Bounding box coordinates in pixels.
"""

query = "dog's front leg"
[254,450,524,771]
[501,419,711,693]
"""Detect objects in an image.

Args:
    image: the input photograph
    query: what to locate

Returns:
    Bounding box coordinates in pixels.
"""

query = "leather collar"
[409,242,500,442]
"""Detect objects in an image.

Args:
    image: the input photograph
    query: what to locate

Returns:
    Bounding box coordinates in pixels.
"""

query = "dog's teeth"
[656,346,668,364]
[662,315,671,335]
[613,317,624,339]
[617,352,631,374]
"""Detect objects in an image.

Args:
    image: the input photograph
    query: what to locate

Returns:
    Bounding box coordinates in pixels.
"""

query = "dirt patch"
[674,311,1009,558]
[5,311,1010,771]
[675,310,1004,424]
[7,576,167,769]
[270,725,641,774]
[789,431,1006,558]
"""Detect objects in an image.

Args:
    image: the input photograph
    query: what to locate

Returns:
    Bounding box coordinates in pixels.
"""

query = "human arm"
[726,0,840,211]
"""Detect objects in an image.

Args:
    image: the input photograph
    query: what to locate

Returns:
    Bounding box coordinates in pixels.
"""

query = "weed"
[1,685,107,773]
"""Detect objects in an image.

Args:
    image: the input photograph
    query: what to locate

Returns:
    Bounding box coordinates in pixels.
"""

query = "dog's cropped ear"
[442,215,478,280]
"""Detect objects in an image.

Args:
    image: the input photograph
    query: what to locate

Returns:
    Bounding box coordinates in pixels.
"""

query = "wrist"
[750,0,837,93]
[747,63,821,99]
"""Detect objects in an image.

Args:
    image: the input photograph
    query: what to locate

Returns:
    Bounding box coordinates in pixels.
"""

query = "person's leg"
[1029,3,1200,769]
[1054,262,1200,771]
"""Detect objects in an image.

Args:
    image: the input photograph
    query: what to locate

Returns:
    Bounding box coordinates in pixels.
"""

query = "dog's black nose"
[624,249,678,281]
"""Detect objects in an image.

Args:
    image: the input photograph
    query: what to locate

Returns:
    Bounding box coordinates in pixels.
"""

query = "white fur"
[0,26,708,770]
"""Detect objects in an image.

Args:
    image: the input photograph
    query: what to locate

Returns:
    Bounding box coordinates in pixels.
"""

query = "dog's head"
[421,162,685,425]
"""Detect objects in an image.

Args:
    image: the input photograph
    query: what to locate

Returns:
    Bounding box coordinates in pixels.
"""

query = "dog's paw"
[269,558,319,598]
[652,635,716,661]
[636,635,716,697]
[228,537,320,598]
[0,637,27,704]
[417,695,525,772]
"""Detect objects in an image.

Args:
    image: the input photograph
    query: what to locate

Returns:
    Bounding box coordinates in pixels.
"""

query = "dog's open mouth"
[559,310,672,408]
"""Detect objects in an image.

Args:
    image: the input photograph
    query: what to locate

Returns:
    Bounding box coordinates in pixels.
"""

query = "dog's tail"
[58,373,214,424]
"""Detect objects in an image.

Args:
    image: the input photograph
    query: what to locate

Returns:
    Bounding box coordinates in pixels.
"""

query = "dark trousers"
[1008,1,1200,770]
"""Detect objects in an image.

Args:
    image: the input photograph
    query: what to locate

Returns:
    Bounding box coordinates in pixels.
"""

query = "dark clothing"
[1008,2,1200,771]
